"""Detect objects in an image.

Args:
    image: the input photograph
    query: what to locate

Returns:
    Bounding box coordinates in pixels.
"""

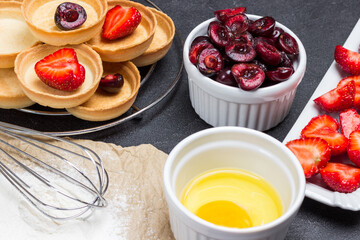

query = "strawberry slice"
[348,130,360,167]
[34,48,85,91]
[313,80,355,112]
[339,108,360,139]
[301,114,339,134]
[102,5,141,40]
[286,137,331,178]
[334,45,360,75]
[301,115,348,155]
[337,75,360,109]
[320,162,360,193]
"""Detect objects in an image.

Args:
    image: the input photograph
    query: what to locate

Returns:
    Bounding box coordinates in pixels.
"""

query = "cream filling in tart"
[15,44,103,109]
[79,80,133,109]
[67,61,140,121]
[0,68,34,109]
[87,19,152,51]
[86,0,156,62]
[0,18,37,54]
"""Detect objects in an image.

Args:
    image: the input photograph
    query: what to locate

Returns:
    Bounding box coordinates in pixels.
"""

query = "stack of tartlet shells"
[1,0,175,121]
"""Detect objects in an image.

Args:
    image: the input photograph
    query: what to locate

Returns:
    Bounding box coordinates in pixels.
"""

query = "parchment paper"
[0,135,175,240]
[75,139,175,240]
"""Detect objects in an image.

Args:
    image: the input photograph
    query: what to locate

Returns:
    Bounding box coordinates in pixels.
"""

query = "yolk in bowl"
[180,168,283,228]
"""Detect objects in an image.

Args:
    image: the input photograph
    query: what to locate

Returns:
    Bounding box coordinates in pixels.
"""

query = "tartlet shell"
[132,7,175,67]
[0,1,39,68]
[14,44,103,109]
[67,61,140,121]
[87,0,156,62]
[0,68,34,109]
[21,0,108,46]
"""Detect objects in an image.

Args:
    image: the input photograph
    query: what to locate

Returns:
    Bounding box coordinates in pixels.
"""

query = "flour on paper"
[0,138,174,240]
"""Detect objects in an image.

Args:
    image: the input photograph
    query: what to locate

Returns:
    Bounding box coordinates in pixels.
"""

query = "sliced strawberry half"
[313,80,355,112]
[34,48,85,91]
[301,115,339,134]
[337,75,360,109]
[334,45,360,75]
[320,162,360,193]
[348,130,360,167]
[339,108,360,139]
[301,115,348,155]
[102,5,141,40]
[286,137,331,178]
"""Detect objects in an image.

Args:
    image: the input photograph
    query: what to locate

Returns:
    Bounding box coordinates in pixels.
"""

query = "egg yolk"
[180,168,283,228]
[195,200,252,228]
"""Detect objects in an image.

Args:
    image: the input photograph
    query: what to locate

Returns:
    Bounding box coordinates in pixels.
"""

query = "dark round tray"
[0,0,183,136]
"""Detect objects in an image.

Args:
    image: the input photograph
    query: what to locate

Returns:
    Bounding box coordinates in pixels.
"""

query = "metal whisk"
[0,121,108,221]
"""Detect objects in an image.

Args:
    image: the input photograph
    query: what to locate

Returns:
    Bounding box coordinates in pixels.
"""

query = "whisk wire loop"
[0,121,108,220]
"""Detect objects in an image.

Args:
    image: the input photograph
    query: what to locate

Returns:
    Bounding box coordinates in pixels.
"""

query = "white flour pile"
[0,139,174,240]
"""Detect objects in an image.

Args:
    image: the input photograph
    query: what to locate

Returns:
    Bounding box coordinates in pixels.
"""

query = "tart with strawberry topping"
[87,0,156,62]
[101,5,142,40]
[14,44,103,109]
[34,48,86,91]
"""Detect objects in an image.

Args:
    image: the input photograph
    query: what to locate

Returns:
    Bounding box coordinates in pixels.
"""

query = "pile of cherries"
[189,7,299,91]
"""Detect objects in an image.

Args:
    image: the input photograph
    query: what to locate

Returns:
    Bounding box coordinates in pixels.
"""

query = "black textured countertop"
[1,0,360,239]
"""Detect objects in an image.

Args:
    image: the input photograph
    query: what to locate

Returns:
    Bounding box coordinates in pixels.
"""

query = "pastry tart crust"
[0,68,34,109]
[132,7,175,67]
[21,0,107,46]
[67,61,140,121]
[0,1,39,68]
[87,0,156,62]
[14,44,103,109]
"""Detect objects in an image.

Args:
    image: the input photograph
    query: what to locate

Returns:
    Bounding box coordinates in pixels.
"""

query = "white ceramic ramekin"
[163,127,305,240]
[183,15,307,131]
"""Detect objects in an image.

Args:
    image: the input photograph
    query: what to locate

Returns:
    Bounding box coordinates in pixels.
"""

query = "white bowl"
[183,15,307,131]
[163,127,306,240]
